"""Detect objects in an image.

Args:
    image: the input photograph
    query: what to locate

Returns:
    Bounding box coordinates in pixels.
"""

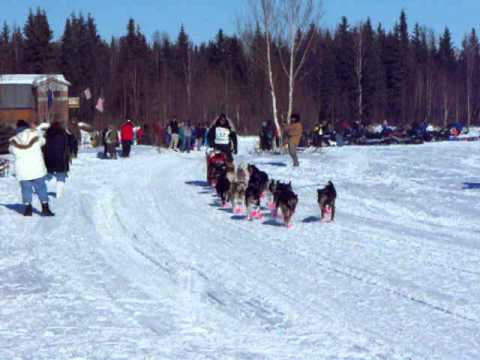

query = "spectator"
[169,118,179,151]
[101,127,108,158]
[67,119,81,158]
[259,121,273,151]
[43,121,71,198]
[105,125,119,159]
[285,113,303,167]
[136,126,144,144]
[142,124,153,145]
[120,119,134,157]
[195,123,206,150]
[8,120,54,216]
[178,122,185,150]
[182,122,193,153]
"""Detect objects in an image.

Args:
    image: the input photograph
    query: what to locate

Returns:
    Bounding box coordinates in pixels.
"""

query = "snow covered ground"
[1,139,479,359]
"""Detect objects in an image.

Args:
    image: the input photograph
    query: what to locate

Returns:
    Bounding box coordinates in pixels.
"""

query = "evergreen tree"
[398,10,410,123]
[175,25,194,115]
[1,7,479,130]
[334,17,356,121]
[61,16,80,91]
[117,19,150,119]
[373,23,388,121]
[438,27,456,125]
[310,30,336,122]
[461,28,479,126]
[11,26,25,72]
[23,8,54,73]
[357,19,381,123]
[411,23,429,121]
[383,24,403,123]
[0,22,12,73]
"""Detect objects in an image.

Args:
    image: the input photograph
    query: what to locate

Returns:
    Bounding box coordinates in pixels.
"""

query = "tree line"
[1,7,479,133]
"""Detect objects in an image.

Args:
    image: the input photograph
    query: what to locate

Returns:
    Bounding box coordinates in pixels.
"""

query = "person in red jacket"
[120,119,134,157]
[136,126,144,144]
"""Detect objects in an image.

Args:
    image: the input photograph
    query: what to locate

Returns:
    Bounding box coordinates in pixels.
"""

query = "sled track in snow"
[1,142,479,359]
[190,176,479,326]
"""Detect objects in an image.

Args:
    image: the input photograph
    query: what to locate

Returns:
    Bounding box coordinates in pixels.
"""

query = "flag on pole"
[95,97,105,113]
[84,88,92,100]
[47,89,54,109]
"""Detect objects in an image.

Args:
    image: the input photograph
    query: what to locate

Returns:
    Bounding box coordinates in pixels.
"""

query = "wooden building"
[0,74,71,126]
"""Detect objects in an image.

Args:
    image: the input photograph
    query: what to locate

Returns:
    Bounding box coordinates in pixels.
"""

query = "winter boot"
[41,203,55,217]
[23,204,33,217]
[56,181,65,199]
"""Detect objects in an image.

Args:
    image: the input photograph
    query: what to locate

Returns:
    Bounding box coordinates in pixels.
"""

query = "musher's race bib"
[215,127,230,145]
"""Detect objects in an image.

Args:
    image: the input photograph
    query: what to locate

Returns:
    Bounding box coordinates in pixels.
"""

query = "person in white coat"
[8,120,54,217]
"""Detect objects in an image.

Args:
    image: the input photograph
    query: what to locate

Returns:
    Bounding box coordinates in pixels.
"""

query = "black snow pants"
[122,140,132,157]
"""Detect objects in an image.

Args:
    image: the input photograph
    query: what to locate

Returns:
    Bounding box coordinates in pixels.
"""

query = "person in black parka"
[43,121,71,198]
[101,127,108,158]
[207,114,238,161]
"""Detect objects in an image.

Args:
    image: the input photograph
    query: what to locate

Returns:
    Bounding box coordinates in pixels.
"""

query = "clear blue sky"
[1,0,479,46]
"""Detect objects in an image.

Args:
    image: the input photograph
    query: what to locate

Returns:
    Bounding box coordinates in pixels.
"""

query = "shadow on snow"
[262,219,285,227]
[1,203,41,215]
[254,161,287,167]
[463,182,480,190]
[302,216,321,223]
[185,180,210,188]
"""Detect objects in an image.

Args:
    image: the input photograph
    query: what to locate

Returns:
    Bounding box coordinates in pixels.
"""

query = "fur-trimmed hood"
[9,128,47,181]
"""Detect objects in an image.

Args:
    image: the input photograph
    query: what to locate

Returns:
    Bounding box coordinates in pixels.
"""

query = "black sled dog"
[317,181,337,222]
[269,180,297,227]
[215,170,231,207]
[245,164,269,220]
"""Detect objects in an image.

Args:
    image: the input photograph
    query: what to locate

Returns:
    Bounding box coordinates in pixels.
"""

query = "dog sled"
[206,150,234,187]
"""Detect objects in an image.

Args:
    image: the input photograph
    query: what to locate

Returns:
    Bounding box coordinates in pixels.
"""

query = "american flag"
[95,97,105,113]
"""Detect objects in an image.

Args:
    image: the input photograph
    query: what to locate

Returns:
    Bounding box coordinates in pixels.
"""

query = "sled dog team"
[213,161,337,227]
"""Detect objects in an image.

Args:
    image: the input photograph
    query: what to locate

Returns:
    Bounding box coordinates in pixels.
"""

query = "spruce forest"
[1,8,479,132]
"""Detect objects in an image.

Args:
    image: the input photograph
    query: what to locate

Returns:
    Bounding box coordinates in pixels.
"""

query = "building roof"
[0,74,71,87]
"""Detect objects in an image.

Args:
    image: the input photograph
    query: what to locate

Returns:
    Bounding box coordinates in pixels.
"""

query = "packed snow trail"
[1,139,479,359]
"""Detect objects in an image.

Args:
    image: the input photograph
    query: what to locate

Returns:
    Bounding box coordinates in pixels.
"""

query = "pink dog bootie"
[323,206,332,222]
[234,207,242,214]
[255,210,264,220]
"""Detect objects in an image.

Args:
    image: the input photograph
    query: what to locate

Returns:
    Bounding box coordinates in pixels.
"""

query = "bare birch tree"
[242,0,281,135]
[425,30,436,122]
[464,30,479,127]
[276,0,322,123]
[353,24,364,122]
